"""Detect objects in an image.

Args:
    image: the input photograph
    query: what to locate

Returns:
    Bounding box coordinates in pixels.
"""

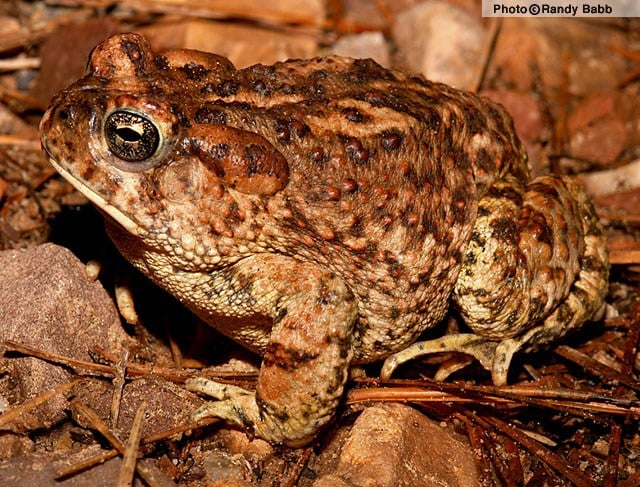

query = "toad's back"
[162,52,530,350]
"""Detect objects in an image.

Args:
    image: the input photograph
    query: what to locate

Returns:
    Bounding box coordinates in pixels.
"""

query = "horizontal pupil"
[116,126,143,142]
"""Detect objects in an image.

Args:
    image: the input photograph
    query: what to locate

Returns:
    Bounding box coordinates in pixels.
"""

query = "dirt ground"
[1,1,640,485]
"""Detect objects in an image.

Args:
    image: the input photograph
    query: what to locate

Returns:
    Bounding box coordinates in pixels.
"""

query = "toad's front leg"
[187,257,358,447]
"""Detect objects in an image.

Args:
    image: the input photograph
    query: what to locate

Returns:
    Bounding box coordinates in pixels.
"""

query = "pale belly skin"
[40,33,609,446]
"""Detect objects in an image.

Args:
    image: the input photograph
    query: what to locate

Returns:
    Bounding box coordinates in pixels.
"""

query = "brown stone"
[0,244,131,432]
[139,19,318,69]
[314,403,481,487]
[392,1,485,89]
[568,92,627,165]
[31,17,121,105]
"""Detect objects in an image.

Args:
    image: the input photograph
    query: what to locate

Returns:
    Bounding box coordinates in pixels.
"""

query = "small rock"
[314,474,351,487]
[0,15,21,36]
[482,90,544,146]
[140,20,318,69]
[31,17,121,105]
[490,19,629,96]
[567,91,627,166]
[338,0,388,31]
[69,377,201,440]
[216,429,274,463]
[209,480,253,487]
[330,32,390,68]
[0,447,153,487]
[0,243,131,432]
[117,378,199,436]
[314,403,481,487]
[489,19,557,92]
[202,450,251,483]
[392,1,485,89]
[481,89,546,174]
[0,432,33,462]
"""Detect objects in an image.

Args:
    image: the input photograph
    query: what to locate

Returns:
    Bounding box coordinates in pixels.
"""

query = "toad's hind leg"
[381,175,608,385]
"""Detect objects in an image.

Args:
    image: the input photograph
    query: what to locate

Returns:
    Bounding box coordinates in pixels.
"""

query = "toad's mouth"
[46,155,142,236]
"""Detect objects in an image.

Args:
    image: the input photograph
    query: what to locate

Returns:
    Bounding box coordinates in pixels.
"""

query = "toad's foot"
[186,377,252,403]
[185,371,340,447]
[381,334,496,382]
[380,328,538,385]
[186,378,325,445]
[381,291,606,385]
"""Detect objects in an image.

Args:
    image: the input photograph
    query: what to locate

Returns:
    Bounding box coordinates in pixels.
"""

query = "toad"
[40,33,609,446]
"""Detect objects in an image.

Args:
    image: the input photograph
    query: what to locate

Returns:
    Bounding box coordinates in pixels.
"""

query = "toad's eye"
[104,110,160,162]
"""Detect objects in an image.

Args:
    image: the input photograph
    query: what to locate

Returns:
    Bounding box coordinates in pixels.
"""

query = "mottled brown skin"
[40,33,609,446]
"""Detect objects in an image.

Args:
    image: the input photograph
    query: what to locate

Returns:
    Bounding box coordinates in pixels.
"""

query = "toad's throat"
[46,156,141,236]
